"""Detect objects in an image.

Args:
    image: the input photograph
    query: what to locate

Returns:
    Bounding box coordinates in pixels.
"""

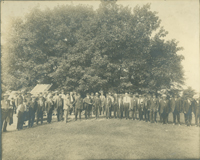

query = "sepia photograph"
[1,0,199,159]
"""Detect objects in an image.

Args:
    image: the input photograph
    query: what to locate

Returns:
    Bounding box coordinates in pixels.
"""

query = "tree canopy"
[2,1,185,95]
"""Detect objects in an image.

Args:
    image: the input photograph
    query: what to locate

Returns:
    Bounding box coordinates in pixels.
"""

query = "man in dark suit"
[74,93,83,121]
[113,93,118,118]
[36,94,45,125]
[159,94,168,124]
[138,95,144,121]
[193,97,200,127]
[46,95,54,123]
[105,93,112,119]
[1,94,14,132]
[183,97,192,126]
[170,95,181,125]
[83,93,92,119]
[131,94,137,120]
[118,95,123,119]
[56,95,64,121]
[28,96,37,127]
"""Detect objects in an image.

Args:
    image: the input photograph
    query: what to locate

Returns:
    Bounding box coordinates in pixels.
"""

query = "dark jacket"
[75,97,83,110]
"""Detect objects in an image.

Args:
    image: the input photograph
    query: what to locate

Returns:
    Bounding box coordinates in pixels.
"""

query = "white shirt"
[123,96,131,104]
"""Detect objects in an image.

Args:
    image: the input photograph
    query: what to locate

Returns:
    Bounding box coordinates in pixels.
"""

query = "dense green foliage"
[2,1,184,95]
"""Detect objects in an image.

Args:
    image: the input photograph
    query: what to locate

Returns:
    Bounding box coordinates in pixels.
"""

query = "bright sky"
[1,1,199,94]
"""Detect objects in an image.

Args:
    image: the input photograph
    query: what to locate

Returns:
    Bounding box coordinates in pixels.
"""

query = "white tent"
[30,84,53,95]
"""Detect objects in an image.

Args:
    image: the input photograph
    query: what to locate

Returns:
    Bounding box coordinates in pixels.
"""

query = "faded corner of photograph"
[1,0,199,160]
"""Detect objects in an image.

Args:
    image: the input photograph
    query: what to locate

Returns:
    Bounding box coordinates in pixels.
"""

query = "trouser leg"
[154,111,157,122]
[173,112,176,123]
[75,109,78,120]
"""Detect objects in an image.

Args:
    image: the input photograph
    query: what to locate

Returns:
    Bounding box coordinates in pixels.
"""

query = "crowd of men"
[1,89,200,132]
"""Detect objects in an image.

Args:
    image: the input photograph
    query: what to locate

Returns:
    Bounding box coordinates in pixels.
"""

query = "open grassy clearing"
[2,113,200,160]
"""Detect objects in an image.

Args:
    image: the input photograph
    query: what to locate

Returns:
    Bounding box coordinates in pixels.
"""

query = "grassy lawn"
[2,113,200,160]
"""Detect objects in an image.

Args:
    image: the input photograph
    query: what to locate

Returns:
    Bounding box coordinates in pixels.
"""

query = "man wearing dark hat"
[94,92,101,119]
[83,93,92,119]
[170,94,181,125]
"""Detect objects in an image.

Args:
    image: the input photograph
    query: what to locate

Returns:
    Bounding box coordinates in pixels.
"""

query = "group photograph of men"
[1,0,199,159]
[2,88,200,132]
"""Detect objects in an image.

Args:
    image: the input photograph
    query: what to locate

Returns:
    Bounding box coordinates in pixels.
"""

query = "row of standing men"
[1,90,200,131]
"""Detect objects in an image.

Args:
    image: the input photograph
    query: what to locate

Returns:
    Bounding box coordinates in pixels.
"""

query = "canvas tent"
[30,84,53,95]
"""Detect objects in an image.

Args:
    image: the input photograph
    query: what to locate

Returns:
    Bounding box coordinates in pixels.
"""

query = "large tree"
[2,1,184,95]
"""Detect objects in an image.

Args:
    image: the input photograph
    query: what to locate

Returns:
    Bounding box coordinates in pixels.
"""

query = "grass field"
[2,113,200,160]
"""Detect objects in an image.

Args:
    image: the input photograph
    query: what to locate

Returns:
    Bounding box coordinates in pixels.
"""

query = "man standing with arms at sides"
[99,91,105,116]
[105,93,112,119]
[183,97,192,126]
[94,92,101,119]
[56,95,64,121]
[193,96,200,127]
[69,92,74,115]
[131,94,137,120]
[143,95,148,122]
[123,93,131,120]
[90,93,95,117]
[159,94,168,124]
[171,94,181,125]
[46,95,54,123]
[83,93,92,119]
[63,93,70,123]
[138,95,144,121]
[152,94,159,123]
[113,93,118,119]
[118,95,123,119]
[16,99,26,130]
[1,93,14,132]
[74,93,83,121]
[37,93,45,125]
[16,92,23,108]
[29,96,37,127]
